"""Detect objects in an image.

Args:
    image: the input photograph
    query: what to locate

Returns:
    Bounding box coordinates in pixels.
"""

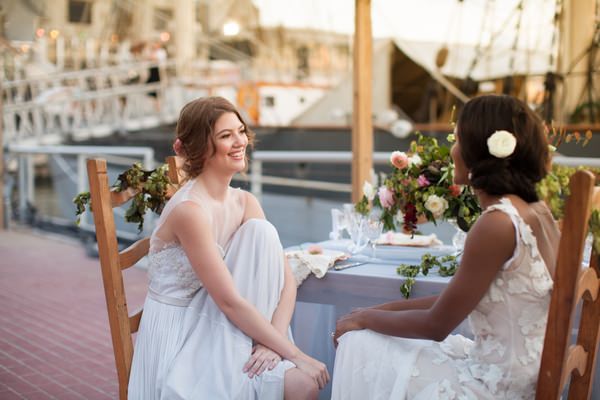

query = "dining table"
[289,238,470,399]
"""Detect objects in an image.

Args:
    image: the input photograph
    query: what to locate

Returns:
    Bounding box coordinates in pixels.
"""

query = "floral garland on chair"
[73,163,170,232]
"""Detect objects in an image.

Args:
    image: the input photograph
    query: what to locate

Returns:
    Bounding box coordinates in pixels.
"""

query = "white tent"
[252,0,558,80]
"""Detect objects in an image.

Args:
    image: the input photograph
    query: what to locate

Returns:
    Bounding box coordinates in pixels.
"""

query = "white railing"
[7,144,155,240]
[248,151,600,201]
[2,60,185,145]
[5,147,600,239]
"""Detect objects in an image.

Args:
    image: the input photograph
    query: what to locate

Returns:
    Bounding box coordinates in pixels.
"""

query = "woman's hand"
[290,353,330,389]
[243,344,281,378]
[333,310,365,348]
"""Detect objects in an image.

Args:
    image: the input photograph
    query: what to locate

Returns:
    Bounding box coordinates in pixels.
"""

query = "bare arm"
[365,295,438,312]
[334,210,515,343]
[172,202,328,386]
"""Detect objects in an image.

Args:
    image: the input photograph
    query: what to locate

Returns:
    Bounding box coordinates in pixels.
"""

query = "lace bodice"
[146,178,246,305]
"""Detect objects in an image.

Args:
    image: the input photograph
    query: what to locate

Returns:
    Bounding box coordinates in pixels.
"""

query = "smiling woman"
[127,96,329,400]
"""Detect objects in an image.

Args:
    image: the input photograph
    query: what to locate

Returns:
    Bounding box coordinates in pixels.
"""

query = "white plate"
[362,244,455,261]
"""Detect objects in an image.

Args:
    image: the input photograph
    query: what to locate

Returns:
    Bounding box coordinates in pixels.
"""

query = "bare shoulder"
[169,200,209,227]
[242,191,266,220]
[465,208,516,262]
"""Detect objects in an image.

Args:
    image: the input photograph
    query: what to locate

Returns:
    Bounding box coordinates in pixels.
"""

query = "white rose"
[362,181,376,201]
[424,194,448,218]
[409,154,422,167]
[487,130,517,158]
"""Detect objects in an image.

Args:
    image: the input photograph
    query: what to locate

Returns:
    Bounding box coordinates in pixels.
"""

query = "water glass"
[330,208,346,240]
[346,211,369,254]
[364,215,384,258]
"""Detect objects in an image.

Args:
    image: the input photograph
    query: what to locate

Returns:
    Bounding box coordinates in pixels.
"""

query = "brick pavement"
[0,228,148,399]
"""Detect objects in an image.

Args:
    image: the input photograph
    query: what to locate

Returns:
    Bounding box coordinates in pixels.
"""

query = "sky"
[251,0,558,79]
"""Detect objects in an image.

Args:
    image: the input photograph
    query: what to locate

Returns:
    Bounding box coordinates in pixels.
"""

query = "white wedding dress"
[332,198,559,399]
[128,178,294,400]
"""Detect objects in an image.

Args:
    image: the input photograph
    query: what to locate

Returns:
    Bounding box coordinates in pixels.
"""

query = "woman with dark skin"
[331,95,560,399]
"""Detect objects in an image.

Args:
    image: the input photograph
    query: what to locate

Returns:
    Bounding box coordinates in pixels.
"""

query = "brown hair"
[175,96,255,178]
[457,94,549,202]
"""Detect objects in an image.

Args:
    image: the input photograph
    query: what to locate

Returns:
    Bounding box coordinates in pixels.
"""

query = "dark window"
[263,96,275,107]
[68,0,92,24]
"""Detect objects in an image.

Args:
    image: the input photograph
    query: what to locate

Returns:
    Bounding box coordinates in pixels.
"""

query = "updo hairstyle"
[175,96,255,178]
[457,95,550,202]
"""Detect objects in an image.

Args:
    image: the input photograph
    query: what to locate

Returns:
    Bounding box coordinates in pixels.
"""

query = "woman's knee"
[239,218,280,244]
[284,368,319,400]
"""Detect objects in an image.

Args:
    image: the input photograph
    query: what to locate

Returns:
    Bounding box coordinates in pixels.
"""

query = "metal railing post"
[26,154,34,207]
[251,160,262,202]
[18,154,27,223]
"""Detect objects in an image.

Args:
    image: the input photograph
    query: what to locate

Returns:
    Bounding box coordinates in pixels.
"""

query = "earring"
[467,172,472,182]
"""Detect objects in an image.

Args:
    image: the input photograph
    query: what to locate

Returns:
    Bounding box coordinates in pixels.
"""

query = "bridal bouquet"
[355,133,480,234]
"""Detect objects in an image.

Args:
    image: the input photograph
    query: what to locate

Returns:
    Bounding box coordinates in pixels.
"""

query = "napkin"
[286,248,348,286]
[374,231,442,247]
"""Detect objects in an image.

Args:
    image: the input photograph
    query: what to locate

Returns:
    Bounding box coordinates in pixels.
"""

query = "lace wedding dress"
[332,198,559,399]
[128,178,294,400]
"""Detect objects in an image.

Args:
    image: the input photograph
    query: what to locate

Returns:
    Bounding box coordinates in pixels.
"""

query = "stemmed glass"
[364,213,384,259]
[345,209,369,254]
[448,219,467,254]
[330,209,347,240]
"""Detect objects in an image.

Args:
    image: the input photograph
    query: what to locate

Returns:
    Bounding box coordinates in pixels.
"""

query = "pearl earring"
[468,172,472,181]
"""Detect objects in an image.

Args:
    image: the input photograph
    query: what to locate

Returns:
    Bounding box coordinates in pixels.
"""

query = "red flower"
[449,184,461,197]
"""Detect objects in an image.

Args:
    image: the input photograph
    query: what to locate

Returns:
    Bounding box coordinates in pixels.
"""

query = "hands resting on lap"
[243,344,281,378]
[244,343,330,389]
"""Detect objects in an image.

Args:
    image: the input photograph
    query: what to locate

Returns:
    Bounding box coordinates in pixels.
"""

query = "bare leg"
[284,368,319,400]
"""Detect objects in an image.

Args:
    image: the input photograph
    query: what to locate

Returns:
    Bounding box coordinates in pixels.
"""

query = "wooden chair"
[86,156,183,400]
[536,170,600,399]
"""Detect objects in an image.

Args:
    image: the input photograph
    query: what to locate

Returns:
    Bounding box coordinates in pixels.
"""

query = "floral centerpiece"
[377,126,600,298]
[355,132,480,234]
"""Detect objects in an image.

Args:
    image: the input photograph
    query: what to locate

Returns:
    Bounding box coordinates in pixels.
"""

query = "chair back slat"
[119,237,150,270]
[561,344,588,389]
[576,268,599,302]
[86,159,135,400]
[111,187,140,208]
[167,155,185,186]
[536,171,600,400]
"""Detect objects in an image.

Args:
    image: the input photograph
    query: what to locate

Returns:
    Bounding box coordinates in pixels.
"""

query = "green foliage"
[73,163,170,232]
[396,253,459,298]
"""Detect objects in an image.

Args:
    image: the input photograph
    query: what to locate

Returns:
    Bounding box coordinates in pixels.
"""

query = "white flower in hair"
[487,130,517,158]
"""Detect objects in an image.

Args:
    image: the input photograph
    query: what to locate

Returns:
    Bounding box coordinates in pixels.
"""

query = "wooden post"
[352,0,373,203]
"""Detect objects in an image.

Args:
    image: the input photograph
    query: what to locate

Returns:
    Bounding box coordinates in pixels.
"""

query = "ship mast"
[557,0,598,124]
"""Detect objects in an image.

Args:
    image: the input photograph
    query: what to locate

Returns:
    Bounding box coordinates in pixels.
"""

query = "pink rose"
[417,174,430,187]
[449,184,461,197]
[390,151,409,170]
[378,186,395,209]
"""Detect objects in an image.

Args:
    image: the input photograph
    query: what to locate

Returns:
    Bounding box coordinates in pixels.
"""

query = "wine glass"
[448,219,467,254]
[330,208,347,240]
[364,214,384,259]
[345,211,369,254]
